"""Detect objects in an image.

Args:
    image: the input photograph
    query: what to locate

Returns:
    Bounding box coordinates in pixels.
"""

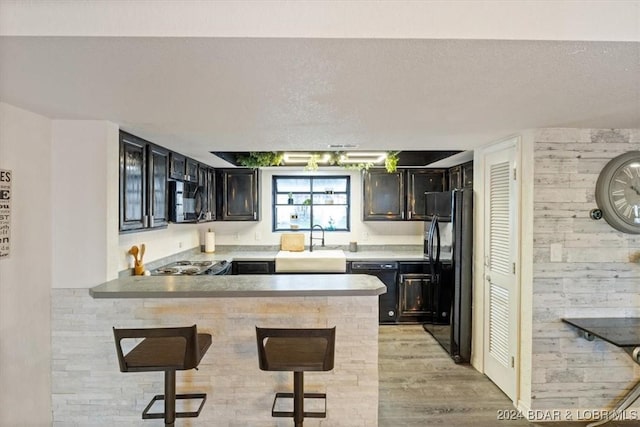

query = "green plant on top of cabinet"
[217,168,259,221]
[407,169,446,220]
[119,131,169,232]
[363,169,406,220]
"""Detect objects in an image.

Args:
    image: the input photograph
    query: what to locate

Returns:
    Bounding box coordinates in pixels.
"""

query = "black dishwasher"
[350,261,398,324]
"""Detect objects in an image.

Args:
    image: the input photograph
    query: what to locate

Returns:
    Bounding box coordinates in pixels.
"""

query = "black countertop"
[562,317,640,347]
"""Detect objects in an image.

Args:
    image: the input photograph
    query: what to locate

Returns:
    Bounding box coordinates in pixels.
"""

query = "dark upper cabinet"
[448,165,462,190]
[447,162,473,190]
[407,169,446,220]
[147,144,169,228]
[119,132,168,232]
[363,169,405,220]
[120,134,147,231]
[185,158,199,183]
[205,167,216,221]
[462,161,473,188]
[169,152,186,180]
[169,153,199,183]
[198,165,207,187]
[218,168,259,221]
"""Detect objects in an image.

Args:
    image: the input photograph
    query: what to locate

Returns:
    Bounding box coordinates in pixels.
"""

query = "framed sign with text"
[0,169,11,258]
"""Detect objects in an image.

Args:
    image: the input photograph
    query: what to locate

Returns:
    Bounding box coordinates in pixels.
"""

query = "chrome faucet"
[309,224,325,252]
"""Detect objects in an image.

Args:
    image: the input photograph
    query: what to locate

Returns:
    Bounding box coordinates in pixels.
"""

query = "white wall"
[52,120,120,288]
[0,102,52,426]
[529,128,640,416]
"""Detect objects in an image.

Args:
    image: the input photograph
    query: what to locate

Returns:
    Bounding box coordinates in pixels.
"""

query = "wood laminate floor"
[378,325,636,427]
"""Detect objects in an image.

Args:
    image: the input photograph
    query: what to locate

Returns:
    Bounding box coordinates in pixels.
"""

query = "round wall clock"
[595,151,640,234]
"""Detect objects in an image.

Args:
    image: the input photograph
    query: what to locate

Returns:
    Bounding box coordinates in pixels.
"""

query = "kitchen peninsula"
[52,274,384,426]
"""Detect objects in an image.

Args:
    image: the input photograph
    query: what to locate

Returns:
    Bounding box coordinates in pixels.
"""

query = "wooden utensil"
[129,245,140,266]
[139,244,145,264]
[136,244,146,275]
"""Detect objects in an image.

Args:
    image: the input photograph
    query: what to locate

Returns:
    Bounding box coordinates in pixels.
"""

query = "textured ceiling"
[0,37,638,166]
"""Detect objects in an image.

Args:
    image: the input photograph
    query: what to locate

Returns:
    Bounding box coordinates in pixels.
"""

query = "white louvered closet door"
[483,143,518,401]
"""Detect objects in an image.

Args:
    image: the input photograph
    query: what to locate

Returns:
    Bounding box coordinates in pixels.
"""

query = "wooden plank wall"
[531,128,640,415]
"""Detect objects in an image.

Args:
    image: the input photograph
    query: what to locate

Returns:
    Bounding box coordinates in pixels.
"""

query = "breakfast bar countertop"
[90,273,386,299]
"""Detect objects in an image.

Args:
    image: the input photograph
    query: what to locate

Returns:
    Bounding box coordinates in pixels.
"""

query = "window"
[273,176,350,231]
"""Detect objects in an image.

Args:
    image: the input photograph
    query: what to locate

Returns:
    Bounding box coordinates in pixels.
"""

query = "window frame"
[272,175,351,232]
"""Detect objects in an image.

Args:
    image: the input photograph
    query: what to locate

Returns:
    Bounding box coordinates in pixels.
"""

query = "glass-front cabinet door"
[119,135,147,231]
[147,144,169,228]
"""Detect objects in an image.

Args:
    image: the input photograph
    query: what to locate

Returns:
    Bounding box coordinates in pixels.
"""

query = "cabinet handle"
[143,215,149,228]
[408,211,412,220]
[253,211,257,220]
[149,214,154,227]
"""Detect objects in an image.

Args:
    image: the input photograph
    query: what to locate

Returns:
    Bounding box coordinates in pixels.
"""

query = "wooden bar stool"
[113,325,211,426]
[255,327,336,427]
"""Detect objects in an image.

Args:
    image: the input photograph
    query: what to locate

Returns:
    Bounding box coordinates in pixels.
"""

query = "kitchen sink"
[275,249,347,273]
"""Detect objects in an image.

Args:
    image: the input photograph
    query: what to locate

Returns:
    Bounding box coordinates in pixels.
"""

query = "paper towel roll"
[205,231,215,253]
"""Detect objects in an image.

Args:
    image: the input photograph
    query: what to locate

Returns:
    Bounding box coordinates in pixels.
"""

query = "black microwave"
[169,181,203,223]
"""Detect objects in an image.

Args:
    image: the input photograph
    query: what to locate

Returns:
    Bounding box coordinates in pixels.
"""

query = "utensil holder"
[134,264,145,275]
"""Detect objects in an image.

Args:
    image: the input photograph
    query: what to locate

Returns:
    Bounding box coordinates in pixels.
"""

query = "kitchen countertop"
[173,247,430,263]
[90,273,386,298]
[105,245,447,299]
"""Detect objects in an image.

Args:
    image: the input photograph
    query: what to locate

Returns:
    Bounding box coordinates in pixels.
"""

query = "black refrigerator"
[423,189,473,363]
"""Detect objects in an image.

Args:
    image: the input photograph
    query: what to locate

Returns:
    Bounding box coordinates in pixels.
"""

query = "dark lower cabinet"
[397,262,432,323]
[119,132,169,232]
[232,261,274,275]
[395,261,453,324]
[398,273,432,322]
[461,161,473,188]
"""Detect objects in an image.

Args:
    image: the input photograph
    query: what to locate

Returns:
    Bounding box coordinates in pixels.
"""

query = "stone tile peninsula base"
[52,287,379,426]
